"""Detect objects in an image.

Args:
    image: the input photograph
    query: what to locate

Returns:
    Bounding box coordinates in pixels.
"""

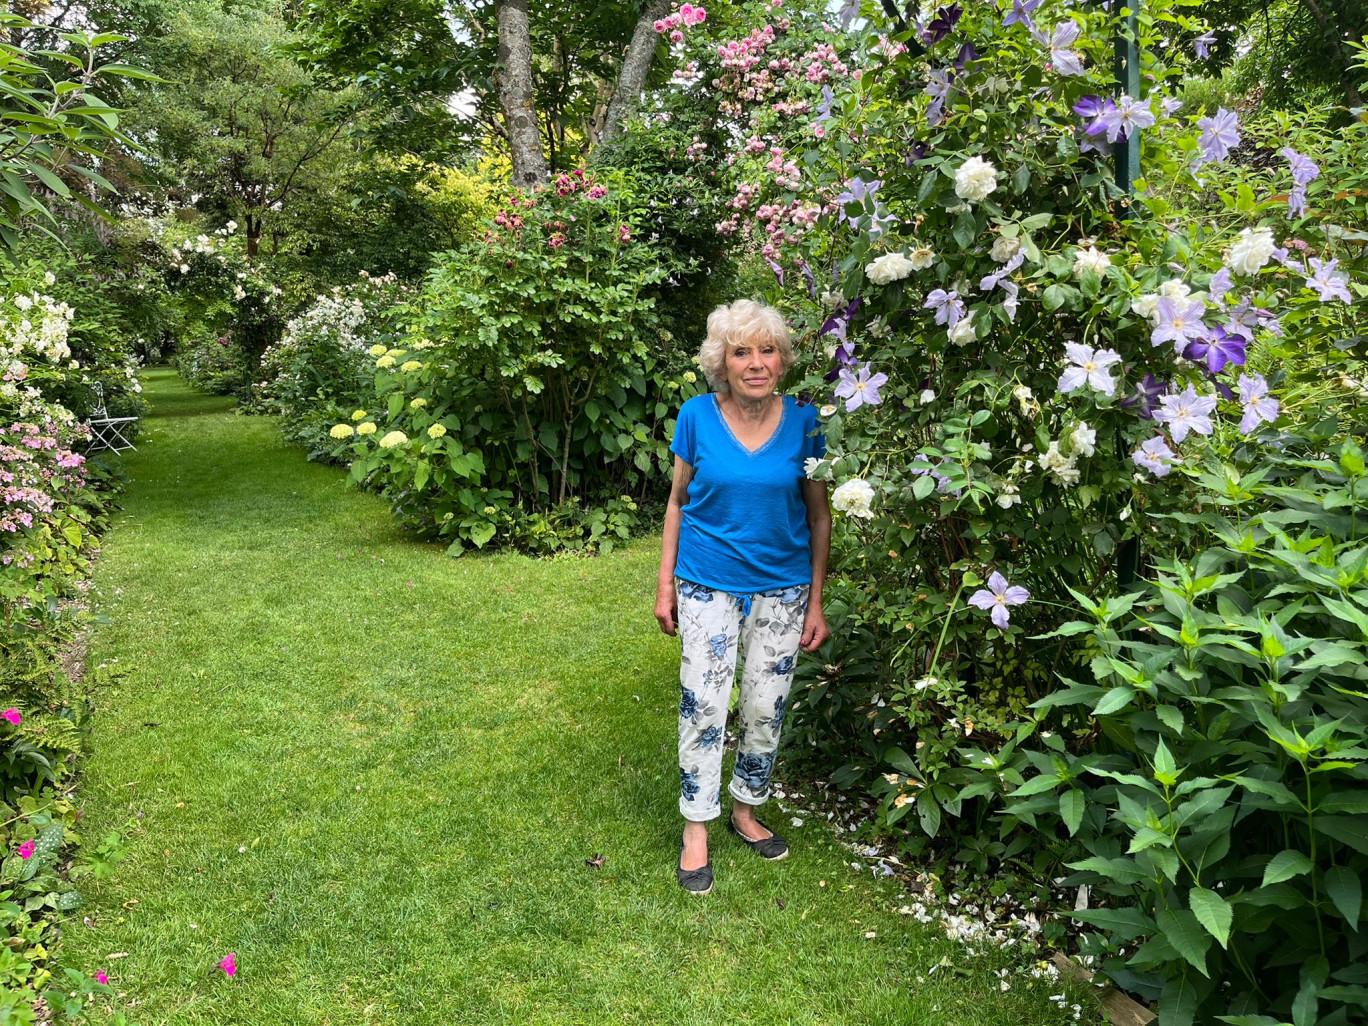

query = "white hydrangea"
[832,478,876,519]
[1227,227,1276,275]
[954,156,999,202]
[866,251,917,285]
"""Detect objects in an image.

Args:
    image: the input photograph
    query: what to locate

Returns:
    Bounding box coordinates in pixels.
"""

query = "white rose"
[996,483,1021,509]
[831,478,876,519]
[1159,278,1191,300]
[820,290,843,309]
[820,404,838,417]
[949,316,976,346]
[1072,246,1112,278]
[990,235,1021,263]
[1069,421,1097,458]
[866,251,917,285]
[954,156,998,202]
[803,456,826,479]
[179,264,190,274]
[919,389,936,404]
[909,246,935,270]
[1227,226,1275,275]
[1132,293,1162,321]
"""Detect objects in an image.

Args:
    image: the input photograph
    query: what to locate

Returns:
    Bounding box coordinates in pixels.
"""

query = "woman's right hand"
[655,583,678,637]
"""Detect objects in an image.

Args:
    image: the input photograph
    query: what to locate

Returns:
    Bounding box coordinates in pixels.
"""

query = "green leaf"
[1059,789,1085,835]
[1262,849,1313,886]
[1093,687,1135,716]
[1315,816,1368,855]
[917,795,942,837]
[1189,886,1233,947]
[1156,907,1212,976]
[1324,866,1362,930]
[912,474,935,500]
[1156,704,1185,734]
[1153,737,1179,785]
[1041,283,1069,312]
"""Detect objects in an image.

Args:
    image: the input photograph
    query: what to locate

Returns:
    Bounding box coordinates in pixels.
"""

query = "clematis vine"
[1193,107,1240,169]
[969,572,1030,630]
[1035,20,1084,76]
[1132,436,1179,478]
[1003,0,1041,31]
[835,362,889,411]
[1120,373,1168,419]
[1057,342,1121,396]
[1279,147,1320,218]
[1192,29,1216,59]
[1151,297,1208,352]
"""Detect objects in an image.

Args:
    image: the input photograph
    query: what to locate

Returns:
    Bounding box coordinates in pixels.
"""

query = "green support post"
[1113,0,1142,590]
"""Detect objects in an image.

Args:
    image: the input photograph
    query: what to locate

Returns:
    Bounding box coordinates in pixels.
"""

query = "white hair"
[696,299,795,392]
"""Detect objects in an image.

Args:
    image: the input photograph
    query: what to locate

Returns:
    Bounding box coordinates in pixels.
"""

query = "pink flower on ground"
[17,841,35,860]
[2,708,20,725]
[96,971,108,985]
[220,953,237,977]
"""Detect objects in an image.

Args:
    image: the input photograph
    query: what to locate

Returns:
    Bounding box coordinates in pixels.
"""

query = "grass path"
[66,369,1080,1025]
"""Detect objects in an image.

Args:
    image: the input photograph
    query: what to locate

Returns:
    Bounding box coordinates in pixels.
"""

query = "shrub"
[944,449,1368,1025]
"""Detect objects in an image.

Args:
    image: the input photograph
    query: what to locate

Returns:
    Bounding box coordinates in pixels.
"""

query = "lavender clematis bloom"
[980,251,1025,292]
[1192,108,1240,169]
[969,572,1030,630]
[1004,0,1042,31]
[837,0,860,30]
[1058,342,1122,396]
[1280,147,1320,187]
[1132,436,1178,478]
[1000,281,1020,321]
[1237,373,1279,433]
[1151,297,1208,351]
[1306,258,1352,304]
[1042,21,1084,76]
[765,259,785,286]
[1207,267,1233,305]
[925,68,954,125]
[815,85,837,126]
[798,260,817,302]
[1120,373,1168,420]
[1183,324,1247,374]
[1159,96,1184,117]
[1153,384,1217,443]
[924,288,966,327]
[834,362,889,412]
[1192,30,1216,59]
[1094,95,1155,142]
[1224,298,1282,338]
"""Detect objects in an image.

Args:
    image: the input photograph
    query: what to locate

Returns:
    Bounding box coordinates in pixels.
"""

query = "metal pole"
[1113,0,1142,590]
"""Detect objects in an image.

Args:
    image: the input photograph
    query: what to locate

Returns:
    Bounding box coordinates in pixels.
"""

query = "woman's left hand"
[799,605,830,653]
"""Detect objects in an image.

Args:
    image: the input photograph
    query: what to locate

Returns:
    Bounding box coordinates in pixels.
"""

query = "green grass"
[66,368,1091,1025]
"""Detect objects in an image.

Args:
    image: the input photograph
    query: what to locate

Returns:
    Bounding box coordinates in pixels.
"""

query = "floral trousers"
[675,577,809,822]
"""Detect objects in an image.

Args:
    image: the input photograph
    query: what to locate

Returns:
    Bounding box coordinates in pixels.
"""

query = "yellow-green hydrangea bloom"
[427,423,447,439]
[351,409,367,421]
[356,422,378,436]
[376,355,396,369]
[683,371,697,383]
[330,423,355,439]
[385,348,406,357]
[379,430,409,449]
[410,397,427,408]
[369,344,387,356]
[400,361,422,373]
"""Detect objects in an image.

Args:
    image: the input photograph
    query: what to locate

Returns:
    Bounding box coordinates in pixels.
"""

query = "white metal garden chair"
[86,382,138,453]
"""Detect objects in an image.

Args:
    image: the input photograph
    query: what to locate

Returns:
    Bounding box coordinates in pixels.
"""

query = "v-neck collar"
[713,393,786,457]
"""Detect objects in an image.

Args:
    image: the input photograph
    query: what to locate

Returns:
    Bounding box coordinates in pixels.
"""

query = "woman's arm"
[656,455,695,636]
[799,478,832,652]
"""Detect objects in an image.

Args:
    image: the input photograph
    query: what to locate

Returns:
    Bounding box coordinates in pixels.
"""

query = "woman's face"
[724,336,783,401]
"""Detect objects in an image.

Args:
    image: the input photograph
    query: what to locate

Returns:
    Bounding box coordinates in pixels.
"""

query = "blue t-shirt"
[670,393,825,596]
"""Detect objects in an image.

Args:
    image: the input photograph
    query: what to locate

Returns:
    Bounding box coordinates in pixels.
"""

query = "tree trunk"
[494,0,547,189]
[599,0,671,145]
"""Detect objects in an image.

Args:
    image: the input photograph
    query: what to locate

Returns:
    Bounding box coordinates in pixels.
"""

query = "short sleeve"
[803,405,826,460]
[670,398,696,465]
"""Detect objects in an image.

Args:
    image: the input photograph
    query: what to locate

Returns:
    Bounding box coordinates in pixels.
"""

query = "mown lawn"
[65,368,1090,1025]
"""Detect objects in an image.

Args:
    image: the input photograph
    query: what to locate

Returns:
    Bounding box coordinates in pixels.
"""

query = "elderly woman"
[655,299,831,895]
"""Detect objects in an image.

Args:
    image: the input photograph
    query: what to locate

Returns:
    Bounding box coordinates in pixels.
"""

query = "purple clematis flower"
[1278,147,1319,218]
[904,139,930,168]
[924,288,966,327]
[815,85,837,126]
[954,41,979,69]
[1095,95,1155,143]
[797,260,817,302]
[1207,267,1233,305]
[1183,324,1247,373]
[1074,94,1110,130]
[1306,258,1352,304]
[1192,108,1240,170]
[922,4,962,45]
[1237,373,1279,433]
[969,572,1030,630]
[1153,384,1217,443]
[925,68,955,125]
[1193,30,1216,59]
[1058,342,1122,396]
[765,258,784,286]
[1004,0,1041,31]
[834,362,889,412]
[823,339,858,383]
[1132,436,1179,478]
[1151,297,1208,352]
[1120,373,1168,420]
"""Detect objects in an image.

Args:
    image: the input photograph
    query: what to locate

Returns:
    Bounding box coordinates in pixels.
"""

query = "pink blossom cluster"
[654,3,706,39]
[684,138,709,162]
[712,25,782,115]
[801,43,848,84]
[764,146,801,190]
[1,421,88,586]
